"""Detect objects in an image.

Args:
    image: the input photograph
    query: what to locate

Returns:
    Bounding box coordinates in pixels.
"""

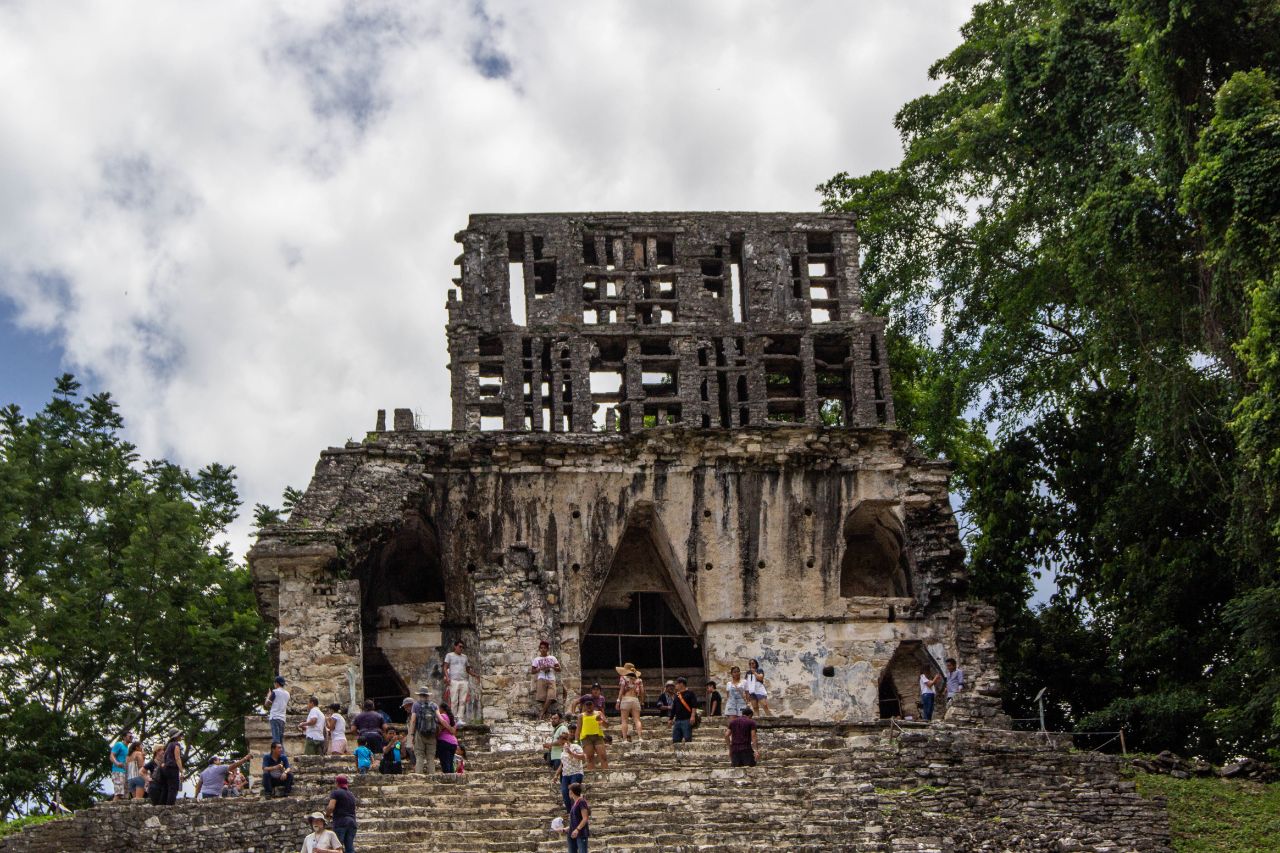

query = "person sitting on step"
[261,741,294,797]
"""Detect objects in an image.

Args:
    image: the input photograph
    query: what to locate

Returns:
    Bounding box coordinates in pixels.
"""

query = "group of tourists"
[918,657,965,721]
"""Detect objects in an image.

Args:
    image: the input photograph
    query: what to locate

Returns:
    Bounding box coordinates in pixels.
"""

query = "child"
[380,728,403,774]
[454,743,466,775]
[559,781,590,853]
[354,736,373,775]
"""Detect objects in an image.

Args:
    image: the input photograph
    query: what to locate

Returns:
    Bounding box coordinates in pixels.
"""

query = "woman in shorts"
[614,663,645,742]
[745,658,772,716]
[125,741,147,799]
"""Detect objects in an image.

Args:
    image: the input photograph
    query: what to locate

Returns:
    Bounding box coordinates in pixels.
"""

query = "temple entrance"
[878,640,940,720]
[580,508,705,700]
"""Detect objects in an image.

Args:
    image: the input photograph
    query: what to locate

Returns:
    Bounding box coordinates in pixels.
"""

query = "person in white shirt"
[443,641,478,716]
[301,812,342,853]
[326,703,348,754]
[264,676,289,746]
[298,696,327,755]
[529,640,562,719]
[919,667,942,721]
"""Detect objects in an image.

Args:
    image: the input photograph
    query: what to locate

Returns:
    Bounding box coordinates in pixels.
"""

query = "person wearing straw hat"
[614,662,646,742]
[300,812,341,853]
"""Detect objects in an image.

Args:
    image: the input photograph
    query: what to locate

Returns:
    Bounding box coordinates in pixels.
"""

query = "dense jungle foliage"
[821,0,1280,760]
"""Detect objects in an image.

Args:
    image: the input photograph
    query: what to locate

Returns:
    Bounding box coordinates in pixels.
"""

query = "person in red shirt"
[724,706,760,766]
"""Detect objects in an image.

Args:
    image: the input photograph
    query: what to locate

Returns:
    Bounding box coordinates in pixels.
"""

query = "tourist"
[572,682,607,716]
[379,727,404,775]
[745,659,773,716]
[125,741,146,800]
[300,812,342,853]
[157,730,184,805]
[299,695,327,755]
[559,781,591,853]
[195,753,251,799]
[109,732,131,800]
[352,699,385,755]
[326,703,348,755]
[398,698,417,766]
[224,763,246,797]
[262,741,294,797]
[542,712,567,770]
[919,666,942,721]
[705,681,723,717]
[408,686,439,774]
[670,676,700,745]
[615,663,645,742]
[577,696,608,770]
[325,774,358,853]
[444,640,478,718]
[557,721,586,815]
[454,743,467,775]
[265,676,290,747]
[724,667,749,717]
[655,680,677,717]
[354,736,373,775]
[531,639,563,719]
[143,744,165,805]
[944,657,964,710]
[436,702,460,773]
[725,706,760,766]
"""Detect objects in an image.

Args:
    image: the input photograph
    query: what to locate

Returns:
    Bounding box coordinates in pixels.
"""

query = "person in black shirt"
[705,681,723,716]
[351,699,385,755]
[669,676,699,745]
[325,774,358,853]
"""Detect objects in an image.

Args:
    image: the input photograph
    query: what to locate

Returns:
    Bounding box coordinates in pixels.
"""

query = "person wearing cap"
[264,676,290,747]
[398,698,418,767]
[571,682,607,716]
[300,812,341,853]
[108,731,132,800]
[408,687,438,775]
[576,691,609,771]
[655,680,677,718]
[157,730,184,805]
[325,774,358,853]
[195,752,252,799]
[615,663,646,742]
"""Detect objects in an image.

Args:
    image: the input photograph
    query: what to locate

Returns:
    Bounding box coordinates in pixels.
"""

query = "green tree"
[821,1,1280,758]
[0,375,269,817]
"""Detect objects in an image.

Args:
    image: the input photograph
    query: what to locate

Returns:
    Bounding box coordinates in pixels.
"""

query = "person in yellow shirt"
[576,691,609,770]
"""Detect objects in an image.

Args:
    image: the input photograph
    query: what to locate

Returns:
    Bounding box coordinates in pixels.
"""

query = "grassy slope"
[1135,773,1280,852]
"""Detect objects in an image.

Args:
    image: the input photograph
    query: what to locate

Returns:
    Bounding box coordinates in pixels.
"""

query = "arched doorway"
[878,640,940,720]
[839,502,911,598]
[580,508,704,698]
[352,512,448,722]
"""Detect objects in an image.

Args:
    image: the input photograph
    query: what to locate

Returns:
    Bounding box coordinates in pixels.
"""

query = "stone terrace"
[1,721,1170,853]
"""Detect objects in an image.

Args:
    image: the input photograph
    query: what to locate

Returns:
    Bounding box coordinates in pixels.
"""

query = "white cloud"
[0,0,975,558]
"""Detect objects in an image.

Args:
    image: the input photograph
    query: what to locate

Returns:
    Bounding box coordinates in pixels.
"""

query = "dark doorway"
[581,592,703,692]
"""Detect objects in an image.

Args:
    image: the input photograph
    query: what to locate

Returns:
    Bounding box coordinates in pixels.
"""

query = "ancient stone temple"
[248,212,1005,727]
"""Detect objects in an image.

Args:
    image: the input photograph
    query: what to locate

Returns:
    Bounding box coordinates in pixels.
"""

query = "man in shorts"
[530,640,562,719]
[109,732,132,799]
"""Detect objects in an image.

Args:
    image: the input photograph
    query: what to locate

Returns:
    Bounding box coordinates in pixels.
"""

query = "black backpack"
[414,701,439,736]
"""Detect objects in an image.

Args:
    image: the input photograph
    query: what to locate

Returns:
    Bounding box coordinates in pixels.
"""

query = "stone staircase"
[0,720,1172,852]
[281,719,1170,853]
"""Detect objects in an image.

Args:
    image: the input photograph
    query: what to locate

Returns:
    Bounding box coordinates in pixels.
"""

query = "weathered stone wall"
[250,426,988,723]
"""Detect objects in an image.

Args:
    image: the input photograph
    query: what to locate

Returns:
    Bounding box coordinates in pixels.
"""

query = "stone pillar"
[257,543,363,712]
[470,543,557,722]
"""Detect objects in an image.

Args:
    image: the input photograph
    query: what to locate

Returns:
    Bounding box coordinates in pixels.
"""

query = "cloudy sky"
[0,0,976,561]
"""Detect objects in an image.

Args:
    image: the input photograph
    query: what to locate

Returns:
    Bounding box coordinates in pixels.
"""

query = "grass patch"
[1136,772,1280,852]
[0,815,66,839]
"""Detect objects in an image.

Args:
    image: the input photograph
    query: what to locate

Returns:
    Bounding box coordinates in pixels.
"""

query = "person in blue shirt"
[262,741,294,797]
[109,732,132,800]
[354,737,373,774]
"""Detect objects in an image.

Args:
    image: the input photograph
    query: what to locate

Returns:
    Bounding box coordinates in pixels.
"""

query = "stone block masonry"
[246,212,1004,730]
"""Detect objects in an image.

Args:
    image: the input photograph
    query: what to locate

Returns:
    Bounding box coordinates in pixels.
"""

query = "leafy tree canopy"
[0,375,269,817]
[821,0,1280,759]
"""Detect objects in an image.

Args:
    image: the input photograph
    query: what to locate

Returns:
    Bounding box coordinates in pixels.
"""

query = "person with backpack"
[670,676,700,747]
[408,686,438,774]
